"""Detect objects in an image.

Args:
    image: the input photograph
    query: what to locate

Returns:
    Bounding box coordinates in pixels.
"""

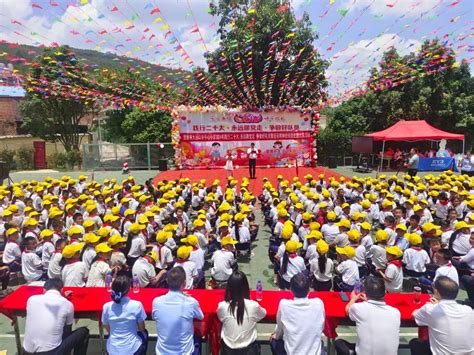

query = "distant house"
[0,64,25,136]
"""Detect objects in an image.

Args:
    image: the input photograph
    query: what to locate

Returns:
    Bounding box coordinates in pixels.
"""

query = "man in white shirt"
[247,142,258,179]
[271,273,325,355]
[335,276,401,355]
[411,276,473,355]
[23,279,89,355]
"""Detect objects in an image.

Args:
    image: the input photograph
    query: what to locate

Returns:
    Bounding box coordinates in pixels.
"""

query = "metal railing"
[82,142,175,171]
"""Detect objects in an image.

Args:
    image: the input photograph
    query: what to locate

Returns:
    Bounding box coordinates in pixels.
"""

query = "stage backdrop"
[176,111,316,169]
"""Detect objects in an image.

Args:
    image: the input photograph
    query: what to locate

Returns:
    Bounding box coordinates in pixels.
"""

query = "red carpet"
[154,167,345,195]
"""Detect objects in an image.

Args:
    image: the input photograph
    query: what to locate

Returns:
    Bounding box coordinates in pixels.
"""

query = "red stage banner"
[176,110,315,169]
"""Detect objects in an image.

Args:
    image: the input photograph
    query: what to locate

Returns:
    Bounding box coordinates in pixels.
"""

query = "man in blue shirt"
[406,148,419,177]
[152,266,204,355]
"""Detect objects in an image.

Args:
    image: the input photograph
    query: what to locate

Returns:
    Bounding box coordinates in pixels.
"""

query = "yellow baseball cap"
[422,222,440,233]
[386,246,403,258]
[347,229,361,241]
[39,229,54,239]
[146,251,158,262]
[83,219,96,228]
[337,218,351,229]
[108,235,127,247]
[285,240,303,253]
[359,222,371,231]
[62,243,84,259]
[129,223,146,234]
[326,211,337,221]
[177,245,193,260]
[316,239,329,254]
[305,230,323,240]
[95,242,113,254]
[221,236,238,246]
[180,234,199,246]
[454,221,472,231]
[67,226,83,237]
[375,229,389,242]
[156,231,172,244]
[83,233,101,244]
[395,224,407,231]
[336,245,356,258]
[6,227,19,237]
[408,233,422,246]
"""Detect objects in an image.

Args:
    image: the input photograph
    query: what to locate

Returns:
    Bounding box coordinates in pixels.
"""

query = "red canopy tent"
[365,120,465,171]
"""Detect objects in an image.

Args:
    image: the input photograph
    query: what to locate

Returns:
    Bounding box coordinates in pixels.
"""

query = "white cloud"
[341,0,442,17]
[326,33,422,95]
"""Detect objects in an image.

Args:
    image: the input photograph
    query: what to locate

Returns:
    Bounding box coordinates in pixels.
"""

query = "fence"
[82,143,175,171]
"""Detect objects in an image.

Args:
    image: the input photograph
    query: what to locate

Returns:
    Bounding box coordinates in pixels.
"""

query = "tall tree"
[201,0,328,109]
[20,46,95,151]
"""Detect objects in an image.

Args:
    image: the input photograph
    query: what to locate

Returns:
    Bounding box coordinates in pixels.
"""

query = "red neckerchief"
[445,262,453,267]
[22,249,33,254]
[440,200,449,206]
[66,259,80,265]
[176,259,186,264]
[289,252,298,259]
[278,219,285,223]
[192,246,199,251]
[302,223,309,228]
[26,230,39,237]
[389,260,403,268]
[89,213,97,217]
[54,249,62,253]
[96,257,108,263]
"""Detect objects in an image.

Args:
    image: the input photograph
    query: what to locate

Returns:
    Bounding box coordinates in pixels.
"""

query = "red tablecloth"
[0,286,429,355]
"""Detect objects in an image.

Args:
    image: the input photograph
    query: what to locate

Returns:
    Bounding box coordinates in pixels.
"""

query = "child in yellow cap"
[402,233,430,277]
[86,243,114,287]
[3,228,21,272]
[334,245,359,292]
[310,240,334,291]
[379,246,404,293]
[278,240,305,290]
[369,230,390,272]
[21,236,44,283]
[174,246,198,289]
[210,236,237,287]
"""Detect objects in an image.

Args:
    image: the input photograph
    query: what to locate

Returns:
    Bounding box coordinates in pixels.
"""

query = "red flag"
[111,5,118,12]
[150,7,160,15]
[32,3,43,9]
[190,26,199,33]
[276,4,289,12]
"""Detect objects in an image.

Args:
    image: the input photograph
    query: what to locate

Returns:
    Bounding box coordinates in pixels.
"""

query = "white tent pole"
[378,140,386,174]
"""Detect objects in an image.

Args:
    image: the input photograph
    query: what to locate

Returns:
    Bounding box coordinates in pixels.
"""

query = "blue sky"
[0,0,472,97]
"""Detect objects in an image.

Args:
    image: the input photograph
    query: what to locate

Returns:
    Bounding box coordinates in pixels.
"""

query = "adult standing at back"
[102,275,148,355]
[22,279,89,355]
[152,266,204,355]
[247,143,258,180]
[217,271,267,354]
[334,276,401,355]
[410,276,473,355]
[406,148,419,177]
[270,273,325,355]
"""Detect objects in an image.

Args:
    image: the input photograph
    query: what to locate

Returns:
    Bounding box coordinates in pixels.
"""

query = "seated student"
[22,236,44,283]
[217,271,266,354]
[152,231,174,272]
[304,230,322,262]
[334,245,359,292]
[131,251,166,288]
[419,249,459,291]
[379,246,404,293]
[181,234,205,286]
[108,235,128,271]
[348,229,367,278]
[23,279,89,355]
[47,238,67,279]
[174,246,198,289]
[61,243,89,287]
[403,233,430,277]
[2,227,21,272]
[359,222,373,249]
[211,236,238,288]
[407,214,422,235]
[152,266,204,355]
[126,223,147,267]
[393,224,410,250]
[335,276,401,355]
[369,229,389,273]
[81,233,100,268]
[410,276,474,355]
[333,218,350,247]
[39,229,55,272]
[102,276,148,355]
[310,240,334,291]
[271,273,325,355]
[86,243,114,287]
[278,240,306,290]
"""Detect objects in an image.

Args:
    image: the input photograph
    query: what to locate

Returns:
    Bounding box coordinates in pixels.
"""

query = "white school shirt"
[413,300,474,355]
[370,244,388,269]
[102,297,147,355]
[333,233,349,247]
[460,248,474,269]
[402,248,430,272]
[22,251,44,283]
[310,257,334,282]
[23,290,74,353]
[280,255,306,282]
[434,263,459,285]
[2,241,21,264]
[86,260,111,287]
[337,259,359,286]
[189,247,205,271]
[235,226,251,243]
[110,251,127,269]
[305,244,318,261]
[452,233,471,255]
[152,244,174,270]
[131,257,156,288]
[384,262,403,292]
[275,297,325,355]
[217,299,266,349]
[173,260,197,289]
[61,261,89,287]
[321,223,339,244]
[41,241,55,269]
[360,234,373,250]
[128,234,146,258]
[82,246,97,268]
[47,252,63,279]
[353,245,367,267]
[348,300,401,355]
[211,249,235,281]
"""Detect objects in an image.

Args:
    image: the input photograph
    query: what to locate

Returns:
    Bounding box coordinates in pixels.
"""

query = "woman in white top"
[102,275,148,355]
[310,240,334,291]
[217,271,266,354]
[87,243,113,287]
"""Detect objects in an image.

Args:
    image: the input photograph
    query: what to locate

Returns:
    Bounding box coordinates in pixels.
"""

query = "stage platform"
[154,166,344,195]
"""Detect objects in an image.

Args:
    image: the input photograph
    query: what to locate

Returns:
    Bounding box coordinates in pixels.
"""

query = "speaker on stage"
[0,161,10,182]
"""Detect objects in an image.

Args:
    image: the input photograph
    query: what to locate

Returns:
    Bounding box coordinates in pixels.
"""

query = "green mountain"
[0,42,191,86]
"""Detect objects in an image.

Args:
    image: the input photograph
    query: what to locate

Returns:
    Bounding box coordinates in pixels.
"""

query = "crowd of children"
[0,171,472,304]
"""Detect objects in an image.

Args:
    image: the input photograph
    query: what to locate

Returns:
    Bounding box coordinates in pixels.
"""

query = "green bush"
[66,150,82,170]
[317,127,355,165]
[16,146,35,170]
[0,148,16,169]
[47,152,68,170]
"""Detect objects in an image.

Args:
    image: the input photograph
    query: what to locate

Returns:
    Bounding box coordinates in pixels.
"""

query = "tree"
[20,46,95,151]
[322,39,474,156]
[200,0,329,109]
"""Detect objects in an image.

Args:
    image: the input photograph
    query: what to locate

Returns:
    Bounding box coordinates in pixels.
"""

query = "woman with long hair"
[101,275,148,355]
[217,271,266,354]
